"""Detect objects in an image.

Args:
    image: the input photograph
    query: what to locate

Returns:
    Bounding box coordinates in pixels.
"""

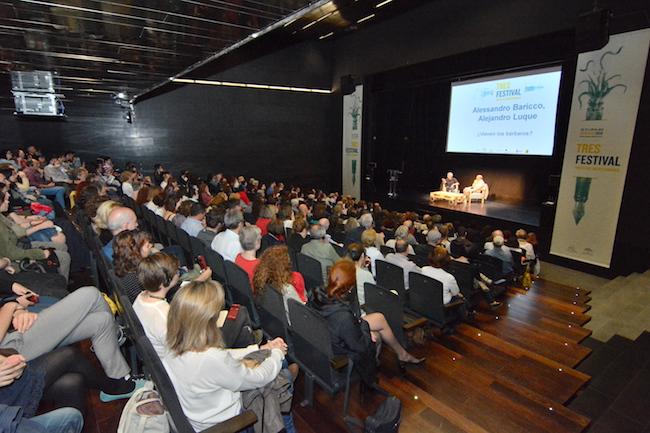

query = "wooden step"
[509,287,591,313]
[502,292,591,326]
[439,330,590,403]
[529,278,592,298]
[468,315,592,367]
[393,344,590,433]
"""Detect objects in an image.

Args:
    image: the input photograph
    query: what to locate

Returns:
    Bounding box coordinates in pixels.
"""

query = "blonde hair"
[361,229,377,248]
[167,280,225,356]
[92,200,121,230]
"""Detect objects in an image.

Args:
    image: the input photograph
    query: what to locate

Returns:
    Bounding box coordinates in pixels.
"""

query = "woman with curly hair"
[252,245,306,306]
[112,229,153,302]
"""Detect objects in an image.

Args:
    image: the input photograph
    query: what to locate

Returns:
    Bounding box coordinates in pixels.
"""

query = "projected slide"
[446,67,562,156]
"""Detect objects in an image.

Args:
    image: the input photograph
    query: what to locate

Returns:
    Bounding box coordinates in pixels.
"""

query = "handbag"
[364,396,402,433]
[117,381,170,433]
[19,249,60,274]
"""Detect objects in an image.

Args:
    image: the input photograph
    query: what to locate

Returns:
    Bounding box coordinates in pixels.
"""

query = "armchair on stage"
[465,182,489,203]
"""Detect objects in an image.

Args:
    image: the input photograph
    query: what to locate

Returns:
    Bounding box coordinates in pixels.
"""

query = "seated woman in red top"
[255,204,276,236]
[253,245,306,304]
[234,225,262,287]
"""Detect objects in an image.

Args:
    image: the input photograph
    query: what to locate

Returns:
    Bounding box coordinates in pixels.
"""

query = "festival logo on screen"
[578,47,627,121]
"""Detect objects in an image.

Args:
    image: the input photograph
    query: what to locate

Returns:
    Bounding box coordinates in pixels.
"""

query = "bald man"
[102,207,138,261]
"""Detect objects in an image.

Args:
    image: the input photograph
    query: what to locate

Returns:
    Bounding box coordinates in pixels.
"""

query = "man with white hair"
[463,174,487,200]
[485,235,513,275]
[102,207,138,261]
[211,209,244,262]
[385,226,415,255]
[301,224,340,283]
[483,230,504,251]
[318,218,342,247]
[383,239,421,290]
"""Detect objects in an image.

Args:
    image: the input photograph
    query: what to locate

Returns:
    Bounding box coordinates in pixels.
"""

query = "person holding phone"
[164,280,288,432]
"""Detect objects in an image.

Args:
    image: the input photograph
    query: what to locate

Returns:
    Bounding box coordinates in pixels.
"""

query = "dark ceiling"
[0,0,313,103]
[0,0,429,106]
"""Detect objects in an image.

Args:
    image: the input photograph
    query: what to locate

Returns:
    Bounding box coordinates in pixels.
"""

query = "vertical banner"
[550,29,650,268]
[342,85,363,198]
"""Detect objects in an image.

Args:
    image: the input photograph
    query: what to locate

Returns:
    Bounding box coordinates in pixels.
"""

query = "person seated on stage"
[484,235,514,276]
[383,239,421,290]
[440,172,460,193]
[421,246,462,305]
[463,174,488,199]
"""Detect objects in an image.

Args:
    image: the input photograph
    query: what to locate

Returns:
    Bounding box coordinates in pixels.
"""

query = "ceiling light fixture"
[357,14,375,24]
[171,78,332,94]
[319,32,334,40]
[376,0,393,8]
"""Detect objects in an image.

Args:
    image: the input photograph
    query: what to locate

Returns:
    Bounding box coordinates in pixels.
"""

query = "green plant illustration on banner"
[351,159,357,185]
[578,46,627,121]
[572,177,592,225]
[349,94,361,130]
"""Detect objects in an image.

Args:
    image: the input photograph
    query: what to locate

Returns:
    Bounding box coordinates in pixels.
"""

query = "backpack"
[117,381,170,433]
[364,396,402,433]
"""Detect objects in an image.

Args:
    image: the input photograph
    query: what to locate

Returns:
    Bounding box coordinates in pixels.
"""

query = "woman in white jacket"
[164,280,287,432]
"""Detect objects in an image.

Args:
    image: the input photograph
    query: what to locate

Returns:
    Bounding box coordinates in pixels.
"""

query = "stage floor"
[373,190,541,228]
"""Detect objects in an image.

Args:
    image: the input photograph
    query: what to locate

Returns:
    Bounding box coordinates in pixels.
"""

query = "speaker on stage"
[341,75,355,95]
[575,9,610,53]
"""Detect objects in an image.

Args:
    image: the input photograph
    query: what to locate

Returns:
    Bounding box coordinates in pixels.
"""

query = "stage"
[369,189,541,231]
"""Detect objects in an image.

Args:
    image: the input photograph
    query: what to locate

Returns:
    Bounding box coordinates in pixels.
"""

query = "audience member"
[301,224,340,283]
[287,217,310,252]
[361,229,382,277]
[180,202,206,237]
[164,280,287,431]
[235,225,262,287]
[211,209,244,261]
[383,239,421,290]
[385,226,415,255]
[253,245,306,305]
[421,246,461,304]
[310,260,423,386]
[485,235,514,275]
[197,207,223,247]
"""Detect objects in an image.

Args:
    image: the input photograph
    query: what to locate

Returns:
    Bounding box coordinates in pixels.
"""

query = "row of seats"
[109,197,366,424]
[76,207,258,433]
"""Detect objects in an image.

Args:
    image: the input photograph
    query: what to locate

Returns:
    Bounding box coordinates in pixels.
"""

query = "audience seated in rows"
[300,224,340,283]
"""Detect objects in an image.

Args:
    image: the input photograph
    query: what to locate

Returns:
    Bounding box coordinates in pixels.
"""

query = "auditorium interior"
[1,0,650,432]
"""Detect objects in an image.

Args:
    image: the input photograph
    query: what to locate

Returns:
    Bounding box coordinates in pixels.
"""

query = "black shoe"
[398,357,425,372]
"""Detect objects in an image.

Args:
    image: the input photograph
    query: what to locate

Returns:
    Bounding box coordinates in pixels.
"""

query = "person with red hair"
[311,260,423,378]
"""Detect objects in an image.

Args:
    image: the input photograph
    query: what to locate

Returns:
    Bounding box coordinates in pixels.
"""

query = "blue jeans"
[280,359,297,433]
[29,295,59,313]
[39,187,66,210]
[30,408,83,433]
[28,228,58,243]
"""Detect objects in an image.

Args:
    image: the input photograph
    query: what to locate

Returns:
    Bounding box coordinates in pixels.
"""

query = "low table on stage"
[430,191,466,204]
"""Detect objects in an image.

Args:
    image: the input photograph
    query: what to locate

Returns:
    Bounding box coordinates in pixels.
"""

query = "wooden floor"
[292,278,594,433]
[77,277,595,433]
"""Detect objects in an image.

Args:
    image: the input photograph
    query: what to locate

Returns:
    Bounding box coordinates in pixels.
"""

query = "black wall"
[0,41,340,189]
[132,40,338,188]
